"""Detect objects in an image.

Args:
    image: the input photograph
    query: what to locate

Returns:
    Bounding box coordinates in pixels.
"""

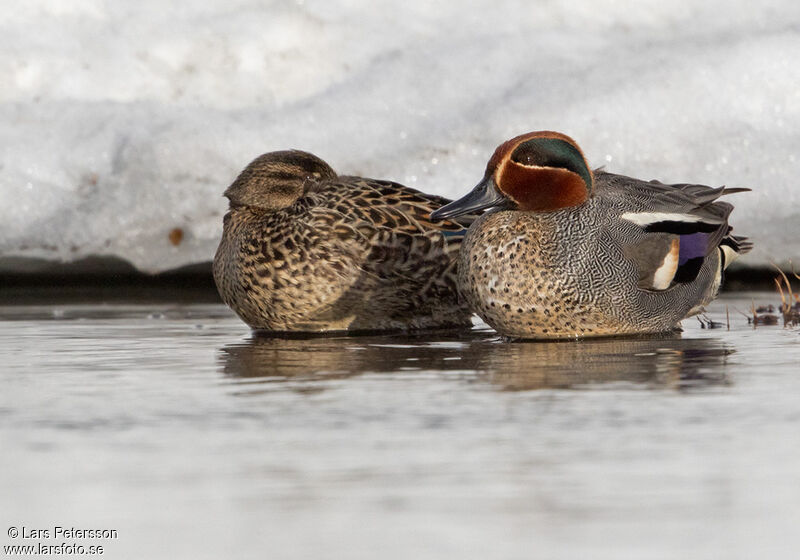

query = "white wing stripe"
[621,212,704,226]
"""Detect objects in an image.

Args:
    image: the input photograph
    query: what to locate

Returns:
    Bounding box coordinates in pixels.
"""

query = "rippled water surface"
[2,292,800,559]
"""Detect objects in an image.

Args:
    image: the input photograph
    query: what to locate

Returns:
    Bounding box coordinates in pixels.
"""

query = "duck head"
[431,131,593,221]
[224,150,337,211]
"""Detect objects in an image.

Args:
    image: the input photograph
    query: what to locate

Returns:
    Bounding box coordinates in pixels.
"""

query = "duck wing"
[595,171,751,290]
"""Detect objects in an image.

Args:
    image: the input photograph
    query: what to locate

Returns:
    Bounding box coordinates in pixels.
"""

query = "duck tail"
[720,233,753,270]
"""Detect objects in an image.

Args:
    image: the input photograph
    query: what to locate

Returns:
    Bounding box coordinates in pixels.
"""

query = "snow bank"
[2,0,798,273]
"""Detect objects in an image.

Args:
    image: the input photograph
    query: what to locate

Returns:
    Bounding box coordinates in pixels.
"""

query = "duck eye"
[511,147,546,167]
[509,137,593,190]
[511,140,570,168]
[511,138,583,173]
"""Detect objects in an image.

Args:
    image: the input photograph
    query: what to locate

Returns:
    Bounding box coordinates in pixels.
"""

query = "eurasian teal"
[213,150,475,332]
[430,131,751,339]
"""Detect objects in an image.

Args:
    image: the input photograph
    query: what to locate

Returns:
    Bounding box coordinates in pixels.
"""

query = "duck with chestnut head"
[431,131,751,339]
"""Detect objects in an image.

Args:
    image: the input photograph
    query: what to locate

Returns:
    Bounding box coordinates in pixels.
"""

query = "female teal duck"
[431,131,751,339]
[213,150,475,332]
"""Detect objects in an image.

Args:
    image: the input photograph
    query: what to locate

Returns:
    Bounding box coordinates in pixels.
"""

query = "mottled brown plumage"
[213,150,475,332]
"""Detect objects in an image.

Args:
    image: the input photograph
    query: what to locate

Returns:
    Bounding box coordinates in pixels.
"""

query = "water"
[2,292,799,559]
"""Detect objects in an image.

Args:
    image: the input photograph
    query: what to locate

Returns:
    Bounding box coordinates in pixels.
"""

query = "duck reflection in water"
[219,330,732,392]
[484,335,731,391]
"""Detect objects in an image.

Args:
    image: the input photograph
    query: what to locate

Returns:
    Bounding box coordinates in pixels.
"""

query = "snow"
[2,0,799,273]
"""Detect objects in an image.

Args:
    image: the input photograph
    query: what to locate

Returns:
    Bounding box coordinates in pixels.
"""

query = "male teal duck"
[430,131,751,339]
[213,150,475,332]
